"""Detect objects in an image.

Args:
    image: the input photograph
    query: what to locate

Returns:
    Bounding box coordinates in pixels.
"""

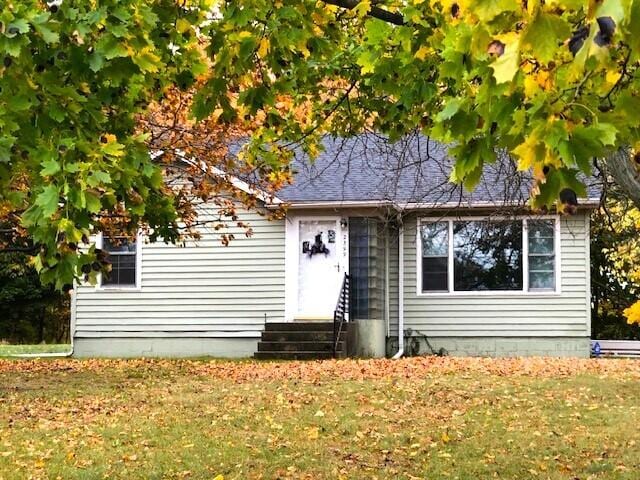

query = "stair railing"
[333,273,350,358]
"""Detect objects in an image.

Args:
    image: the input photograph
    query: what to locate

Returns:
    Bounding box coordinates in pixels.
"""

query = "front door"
[296,219,344,319]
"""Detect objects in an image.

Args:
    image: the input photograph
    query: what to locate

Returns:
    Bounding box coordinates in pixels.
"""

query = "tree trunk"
[607,149,640,208]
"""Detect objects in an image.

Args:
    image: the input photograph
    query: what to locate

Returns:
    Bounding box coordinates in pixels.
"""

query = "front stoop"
[254,322,347,360]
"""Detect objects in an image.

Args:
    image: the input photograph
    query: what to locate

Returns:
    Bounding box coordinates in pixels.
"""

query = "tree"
[0,1,285,289]
[199,1,640,207]
[590,192,640,337]
[4,0,640,289]
[0,250,70,344]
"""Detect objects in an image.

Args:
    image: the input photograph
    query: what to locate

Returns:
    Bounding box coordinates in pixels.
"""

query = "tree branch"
[0,246,37,254]
[607,148,640,209]
[323,0,405,26]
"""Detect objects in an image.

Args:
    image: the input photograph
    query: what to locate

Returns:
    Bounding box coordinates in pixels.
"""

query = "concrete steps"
[254,322,347,360]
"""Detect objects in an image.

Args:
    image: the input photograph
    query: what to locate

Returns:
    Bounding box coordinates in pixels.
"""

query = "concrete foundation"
[347,319,386,358]
[73,337,258,358]
[386,336,591,358]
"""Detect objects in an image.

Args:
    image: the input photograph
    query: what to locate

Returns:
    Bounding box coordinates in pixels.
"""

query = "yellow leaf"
[257,38,270,58]
[354,0,372,17]
[415,46,431,60]
[624,301,640,324]
[605,70,622,86]
[213,475,224,480]
[176,18,191,34]
[490,33,521,84]
[512,133,545,170]
[238,31,252,39]
[307,426,320,439]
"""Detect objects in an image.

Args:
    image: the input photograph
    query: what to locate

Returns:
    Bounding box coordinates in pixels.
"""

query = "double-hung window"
[419,217,558,294]
[101,235,139,288]
[527,220,556,291]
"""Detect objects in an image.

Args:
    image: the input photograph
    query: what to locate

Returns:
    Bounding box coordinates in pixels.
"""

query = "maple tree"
[201,0,640,207]
[0,0,284,289]
[4,0,640,289]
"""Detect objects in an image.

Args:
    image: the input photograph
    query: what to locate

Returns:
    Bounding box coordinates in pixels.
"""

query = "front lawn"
[1,357,639,479]
[0,344,71,356]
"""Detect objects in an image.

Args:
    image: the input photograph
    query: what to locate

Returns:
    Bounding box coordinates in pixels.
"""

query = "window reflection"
[453,221,523,291]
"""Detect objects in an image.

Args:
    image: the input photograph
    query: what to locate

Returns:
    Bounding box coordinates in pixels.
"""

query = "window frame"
[416,215,561,297]
[96,232,142,291]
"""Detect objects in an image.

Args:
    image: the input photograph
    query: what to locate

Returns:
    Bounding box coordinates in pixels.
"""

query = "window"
[419,217,558,294]
[349,218,384,320]
[420,222,448,291]
[528,220,556,290]
[453,220,522,291]
[101,236,138,287]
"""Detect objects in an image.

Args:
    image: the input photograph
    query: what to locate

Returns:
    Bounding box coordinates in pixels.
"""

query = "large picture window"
[419,217,558,294]
[101,236,138,288]
[453,220,523,291]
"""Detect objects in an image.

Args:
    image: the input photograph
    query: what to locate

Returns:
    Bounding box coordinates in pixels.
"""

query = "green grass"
[0,344,71,356]
[1,357,639,479]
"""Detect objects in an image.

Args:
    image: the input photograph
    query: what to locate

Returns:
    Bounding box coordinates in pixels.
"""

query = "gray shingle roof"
[277,134,602,207]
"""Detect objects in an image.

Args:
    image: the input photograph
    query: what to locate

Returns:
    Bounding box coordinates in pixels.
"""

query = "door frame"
[284,214,349,322]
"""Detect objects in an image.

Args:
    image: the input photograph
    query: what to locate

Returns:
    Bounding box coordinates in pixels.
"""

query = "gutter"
[392,218,404,360]
[279,198,602,210]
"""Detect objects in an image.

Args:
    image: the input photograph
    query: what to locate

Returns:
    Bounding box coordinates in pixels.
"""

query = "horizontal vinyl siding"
[74,208,286,340]
[402,212,590,337]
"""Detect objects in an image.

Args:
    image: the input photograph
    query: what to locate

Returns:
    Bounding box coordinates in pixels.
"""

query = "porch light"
[340,218,348,229]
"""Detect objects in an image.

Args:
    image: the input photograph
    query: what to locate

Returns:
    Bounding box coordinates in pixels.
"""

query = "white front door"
[289,217,346,320]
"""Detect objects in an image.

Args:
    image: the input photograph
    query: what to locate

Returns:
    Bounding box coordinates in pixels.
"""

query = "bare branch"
[323,0,405,26]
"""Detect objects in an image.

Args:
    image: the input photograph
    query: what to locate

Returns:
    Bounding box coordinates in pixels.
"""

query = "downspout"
[392,217,404,359]
[11,289,75,359]
[384,228,390,338]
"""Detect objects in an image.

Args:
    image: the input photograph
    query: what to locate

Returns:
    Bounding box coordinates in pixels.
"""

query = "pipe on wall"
[392,218,404,360]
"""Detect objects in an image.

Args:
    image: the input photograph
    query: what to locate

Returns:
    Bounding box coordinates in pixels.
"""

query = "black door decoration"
[304,232,330,257]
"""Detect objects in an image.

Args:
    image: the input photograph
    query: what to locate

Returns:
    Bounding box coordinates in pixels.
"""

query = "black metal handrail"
[333,273,350,357]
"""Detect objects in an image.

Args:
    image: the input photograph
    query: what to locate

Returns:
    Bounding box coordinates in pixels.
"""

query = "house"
[71,135,600,358]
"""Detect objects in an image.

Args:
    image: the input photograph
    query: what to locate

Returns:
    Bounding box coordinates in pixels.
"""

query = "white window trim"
[95,232,143,291]
[416,215,561,297]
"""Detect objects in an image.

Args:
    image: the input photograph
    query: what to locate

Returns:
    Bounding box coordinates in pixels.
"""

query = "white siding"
[400,212,590,337]
[74,209,285,340]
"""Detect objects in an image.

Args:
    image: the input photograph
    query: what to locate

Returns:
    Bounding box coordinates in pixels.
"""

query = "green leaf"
[357,50,378,75]
[85,191,102,213]
[436,98,465,122]
[132,48,161,73]
[7,19,30,36]
[88,170,111,186]
[41,158,61,176]
[33,23,59,44]
[89,52,105,72]
[101,142,125,157]
[592,123,618,146]
[35,185,60,218]
[522,13,571,63]
[474,0,520,22]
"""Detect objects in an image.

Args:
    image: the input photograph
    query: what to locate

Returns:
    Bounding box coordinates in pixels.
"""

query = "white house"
[71,136,600,358]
